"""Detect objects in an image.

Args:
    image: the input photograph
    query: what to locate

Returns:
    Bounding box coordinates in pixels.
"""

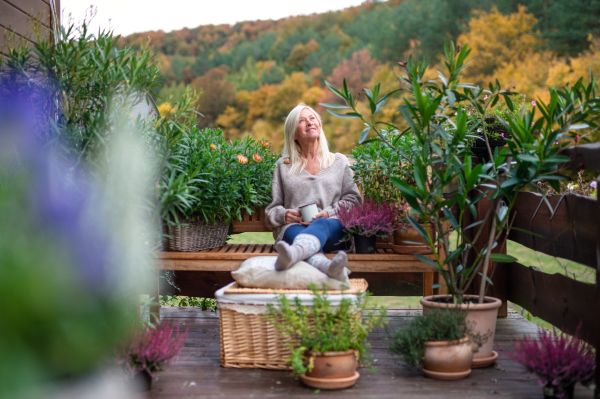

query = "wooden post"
[595,175,599,399]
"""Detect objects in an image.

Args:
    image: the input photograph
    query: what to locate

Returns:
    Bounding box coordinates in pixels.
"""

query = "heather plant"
[337,199,398,239]
[510,325,596,398]
[265,286,387,376]
[115,321,188,378]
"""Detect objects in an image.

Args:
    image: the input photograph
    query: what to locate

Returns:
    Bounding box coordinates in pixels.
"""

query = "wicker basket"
[218,279,368,370]
[163,218,229,252]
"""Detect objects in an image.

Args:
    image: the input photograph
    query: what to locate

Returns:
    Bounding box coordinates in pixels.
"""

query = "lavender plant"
[510,326,596,398]
[337,199,398,239]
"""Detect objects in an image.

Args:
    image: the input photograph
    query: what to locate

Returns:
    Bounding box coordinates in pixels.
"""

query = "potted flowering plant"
[337,199,397,254]
[115,321,188,391]
[510,326,596,399]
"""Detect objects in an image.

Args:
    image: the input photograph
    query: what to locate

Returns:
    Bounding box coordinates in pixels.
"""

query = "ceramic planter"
[420,295,502,368]
[130,369,152,391]
[300,350,360,390]
[422,337,473,380]
[353,234,377,254]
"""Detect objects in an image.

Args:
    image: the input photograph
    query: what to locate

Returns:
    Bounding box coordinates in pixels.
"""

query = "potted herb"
[337,199,397,254]
[510,326,596,399]
[323,42,598,368]
[388,308,487,380]
[115,321,188,391]
[265,286,387,390]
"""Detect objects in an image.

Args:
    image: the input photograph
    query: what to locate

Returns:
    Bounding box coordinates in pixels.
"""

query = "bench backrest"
[231,207,270,233]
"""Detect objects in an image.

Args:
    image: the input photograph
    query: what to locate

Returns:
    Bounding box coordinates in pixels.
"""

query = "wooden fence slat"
[595,175,599,399]
[0,1,50,40]
[508,192,597,268]
[4,0,52,28]
[506,262,596,344]
[560,143,600,171]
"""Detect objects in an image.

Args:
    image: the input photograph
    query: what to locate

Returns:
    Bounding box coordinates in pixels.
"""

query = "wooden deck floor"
[139,307,595,399]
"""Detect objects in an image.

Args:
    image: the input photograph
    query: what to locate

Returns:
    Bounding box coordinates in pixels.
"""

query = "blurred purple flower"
[1,86,114,293]
[591,181,598,189]
[532,101,536,106]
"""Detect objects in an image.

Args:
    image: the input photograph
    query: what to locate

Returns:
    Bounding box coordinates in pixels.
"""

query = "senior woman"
[265,103,362,280]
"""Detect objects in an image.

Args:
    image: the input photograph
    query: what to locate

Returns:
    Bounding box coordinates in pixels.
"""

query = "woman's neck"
[299,140,319,160]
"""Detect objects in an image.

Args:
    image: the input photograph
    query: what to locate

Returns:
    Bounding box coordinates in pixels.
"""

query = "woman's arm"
[323,157,362,218]
[265,166,289,230]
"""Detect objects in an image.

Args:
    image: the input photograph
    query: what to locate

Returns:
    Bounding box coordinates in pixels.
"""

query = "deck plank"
[140,307,594,399]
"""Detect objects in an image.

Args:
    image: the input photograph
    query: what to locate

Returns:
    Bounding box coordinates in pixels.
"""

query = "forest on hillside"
[119,0,600,152]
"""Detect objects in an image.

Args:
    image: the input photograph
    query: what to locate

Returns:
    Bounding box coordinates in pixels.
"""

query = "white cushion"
[231,256,350,290]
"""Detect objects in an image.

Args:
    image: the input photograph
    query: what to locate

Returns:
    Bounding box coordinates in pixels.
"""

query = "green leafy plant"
[387,308,488,367]
[171,129,278,226]
[265,285,387,376]
[323,42,600,304]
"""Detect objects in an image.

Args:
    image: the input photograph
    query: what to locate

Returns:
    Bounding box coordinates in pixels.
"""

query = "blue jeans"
[282,218,347,253]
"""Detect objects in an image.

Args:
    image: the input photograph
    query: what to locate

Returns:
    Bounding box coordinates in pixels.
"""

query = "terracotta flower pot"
[300,350,360,390]
[306,350,358,379]
[394,223,435,245]
[420,295,502,368]
[422,337,473,380]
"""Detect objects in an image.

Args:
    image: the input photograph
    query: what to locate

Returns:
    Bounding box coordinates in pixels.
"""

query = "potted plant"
[160,127,279,251]
[388,308,487,380]
[509,325,596,399]
[115,321,188,391]
[350,130,421,249]
[392,199,434,254]
[323,41,598,367]
[265,286,387,390]
[337,199,397,254]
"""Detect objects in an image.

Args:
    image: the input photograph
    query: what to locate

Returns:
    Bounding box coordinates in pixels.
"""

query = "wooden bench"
[153,207,443,317]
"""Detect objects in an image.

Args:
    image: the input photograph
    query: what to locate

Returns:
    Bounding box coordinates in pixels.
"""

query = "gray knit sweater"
[265,153,362,242]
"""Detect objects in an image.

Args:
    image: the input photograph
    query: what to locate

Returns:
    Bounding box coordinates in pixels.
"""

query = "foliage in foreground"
[265,286,387,376]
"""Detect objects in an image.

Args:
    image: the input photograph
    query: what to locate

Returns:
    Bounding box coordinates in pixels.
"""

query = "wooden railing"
[481,143,599,397]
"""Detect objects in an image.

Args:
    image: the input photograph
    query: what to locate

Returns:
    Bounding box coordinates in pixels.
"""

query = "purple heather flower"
[551,129,554,132]
[338,199,398,238]
[506,122,509,125]
[500,133,504,138]
[556,141,559,145]
[523,94,526,98]
[483,95,488,100]
[591,181,598,189]
[532,101,536,106]
[532,122,535,126]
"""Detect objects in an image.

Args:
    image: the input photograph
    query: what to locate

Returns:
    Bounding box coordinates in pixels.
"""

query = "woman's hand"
[285,209,303,224]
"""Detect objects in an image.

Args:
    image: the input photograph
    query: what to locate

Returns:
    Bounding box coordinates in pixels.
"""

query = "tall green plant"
[323,42,600,303]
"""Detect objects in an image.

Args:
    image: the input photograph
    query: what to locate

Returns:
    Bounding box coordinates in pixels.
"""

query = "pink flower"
[523,94,526,98]
[500,133,504,138]
[506,122,509,125]
[532,101,536,106]
[483,95,488,100]
[532,122,535,126]
[551,129,554,132]
[591,181,597,189]
[575,135,580,143]
[556,141,559,145]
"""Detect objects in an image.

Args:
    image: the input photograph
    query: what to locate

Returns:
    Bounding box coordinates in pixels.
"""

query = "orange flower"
[237,154,248,164]
[284,158,290,164]
[209,144,217,150]
[262,140,271,148]
[253,154,263,162]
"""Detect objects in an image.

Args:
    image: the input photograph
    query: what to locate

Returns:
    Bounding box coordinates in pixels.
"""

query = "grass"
[179,231,596,330]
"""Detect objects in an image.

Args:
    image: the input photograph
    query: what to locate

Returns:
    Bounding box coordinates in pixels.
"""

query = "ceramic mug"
[299,203,318,223]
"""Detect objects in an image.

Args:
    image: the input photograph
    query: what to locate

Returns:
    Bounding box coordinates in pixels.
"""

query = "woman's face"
[295,108,321,143]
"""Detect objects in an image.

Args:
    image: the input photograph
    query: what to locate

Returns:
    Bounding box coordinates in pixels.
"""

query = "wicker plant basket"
[219,279,368,370]
[163,218,229,252]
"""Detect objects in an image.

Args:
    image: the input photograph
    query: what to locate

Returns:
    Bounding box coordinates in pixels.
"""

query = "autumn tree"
[265,72,309,124]
[322,49,379,105]
[192,67,236,128]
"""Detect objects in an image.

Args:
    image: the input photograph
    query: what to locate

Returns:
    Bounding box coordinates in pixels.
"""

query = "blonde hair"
[282,103,335,175]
